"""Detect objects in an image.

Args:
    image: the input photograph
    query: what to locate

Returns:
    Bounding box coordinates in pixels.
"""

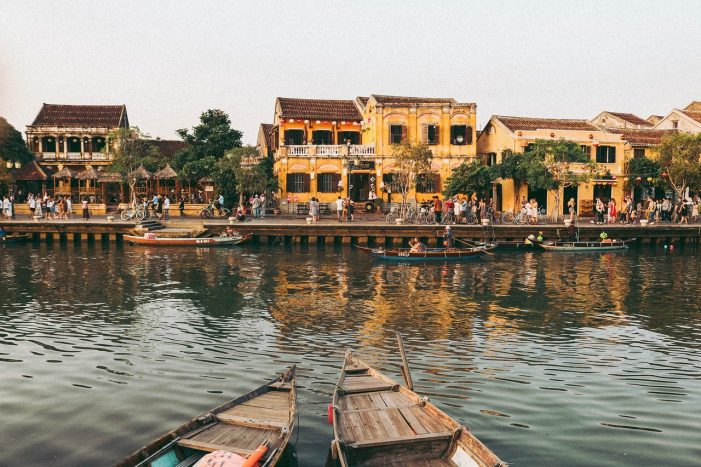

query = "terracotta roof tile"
[11,160,47,181]
[496,116,598,132]
[371,95,457,105]
[145,139,188,158]
[682,110,701,124]
[607,129,675,146]
[277,98,361,121]
[605,112,652,127]
[260,123,274,150]
[31,104,128,128]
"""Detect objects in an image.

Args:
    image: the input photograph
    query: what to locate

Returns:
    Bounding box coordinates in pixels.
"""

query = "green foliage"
[0,117,33,164]
[214,146,268,208]
[655,132,701,198]
[109,127,166,203]
[624,156,662,190]
[174,109,243,185]
[444,160,497,198]
[389,140,433,213]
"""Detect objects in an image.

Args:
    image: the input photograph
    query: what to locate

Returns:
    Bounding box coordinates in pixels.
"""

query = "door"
[350,173,369,201]
[563,185,578,215]
[528,187,548,214]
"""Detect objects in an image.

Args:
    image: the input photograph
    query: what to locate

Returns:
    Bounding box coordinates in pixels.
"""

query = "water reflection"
[0,243,699,466]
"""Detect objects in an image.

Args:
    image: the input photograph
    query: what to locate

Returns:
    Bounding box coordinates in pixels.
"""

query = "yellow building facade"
[266,95,477,209]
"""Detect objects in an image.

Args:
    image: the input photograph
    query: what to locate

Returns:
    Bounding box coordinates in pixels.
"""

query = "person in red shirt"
[433,196,442,224]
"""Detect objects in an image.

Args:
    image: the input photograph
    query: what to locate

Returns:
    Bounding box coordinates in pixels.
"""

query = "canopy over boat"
[115,367,296,467]
[331,351,505,467]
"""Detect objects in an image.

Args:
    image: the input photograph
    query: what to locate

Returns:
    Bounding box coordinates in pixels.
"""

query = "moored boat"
[526,235,633,252]
[0,233,30,243]
[115,366,296,467]
[356,244,495,261]
[124,233,250,246]
[331,351,505,467]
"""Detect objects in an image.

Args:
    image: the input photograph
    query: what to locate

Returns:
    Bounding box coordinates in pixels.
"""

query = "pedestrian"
[163,195,170,220]
[252,194,261,218]
[28,194,36,218]
[568,197,576,222]
[309,196,319,222]
[433,195,442,224]
[609,199,617,224]
[336,196,344,222]
[2,196,10,220]
[259,193,266,218]
[346,198,354,222]
[65,196,72,219]
[453,197,462,223]
[81,198,90,220]
[179,197,185,217]
[156,194,163,219]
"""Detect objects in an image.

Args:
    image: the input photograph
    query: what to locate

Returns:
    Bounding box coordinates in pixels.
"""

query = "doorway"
[528,187,548,214]
[350,173,369,201]
[563,185,578,215]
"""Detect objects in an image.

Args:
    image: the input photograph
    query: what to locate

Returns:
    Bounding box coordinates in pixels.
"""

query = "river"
[0,242,699,466]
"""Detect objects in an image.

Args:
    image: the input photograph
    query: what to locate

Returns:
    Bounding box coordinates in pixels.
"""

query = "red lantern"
[636,176,642,183]
[661,172,668,178]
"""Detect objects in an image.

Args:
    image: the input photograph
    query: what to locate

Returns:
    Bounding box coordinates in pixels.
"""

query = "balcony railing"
[41,152,56,160]
[287,145,310,156]
[280,144,376,158]
[36,152,112,161]
[67,152,82,160]
[350,144,376,156]
[316,145,342,156]
[92,153,109,161]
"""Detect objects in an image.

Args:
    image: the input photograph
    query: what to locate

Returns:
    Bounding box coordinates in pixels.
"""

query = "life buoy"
[327,403,334,425]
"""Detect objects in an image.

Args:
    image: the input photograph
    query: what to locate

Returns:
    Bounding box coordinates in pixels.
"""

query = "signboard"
[205,186,214,192]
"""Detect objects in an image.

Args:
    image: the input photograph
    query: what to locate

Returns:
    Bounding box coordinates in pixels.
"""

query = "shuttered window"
[317,173,341,193]
[286,173,310,193]
[284,130,304,145]
[450,125,472,145]
[422,124,440,145]
[416,173,440,193]
[390,125,407,144]
[580,145,591,158]
[312,130,332,145]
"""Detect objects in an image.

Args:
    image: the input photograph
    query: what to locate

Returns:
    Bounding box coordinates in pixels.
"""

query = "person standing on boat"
[443,225,454,248]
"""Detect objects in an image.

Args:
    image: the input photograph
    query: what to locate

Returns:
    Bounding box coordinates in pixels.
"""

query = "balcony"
[67,152,82,160]
[279,144,375,159]
[41,152,56,160]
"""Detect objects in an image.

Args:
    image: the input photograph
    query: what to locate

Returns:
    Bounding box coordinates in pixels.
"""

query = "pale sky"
[1,0,700,144]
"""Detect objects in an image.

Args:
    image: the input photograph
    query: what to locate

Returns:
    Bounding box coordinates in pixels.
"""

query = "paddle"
[455,237,495,256]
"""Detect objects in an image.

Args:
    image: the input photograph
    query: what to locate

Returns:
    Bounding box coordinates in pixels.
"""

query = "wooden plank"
[384,408,416,437]
[398,407,429,435]
[410,406,449,433]
[177,438,254,456]
[216,413,287,430]
[348,431,453,449]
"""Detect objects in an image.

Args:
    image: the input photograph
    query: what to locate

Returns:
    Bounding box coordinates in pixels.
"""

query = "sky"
[1,0,700,145]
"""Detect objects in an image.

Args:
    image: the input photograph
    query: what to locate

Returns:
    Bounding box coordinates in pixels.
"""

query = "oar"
[455,237,495,256]
[396,332,414,390]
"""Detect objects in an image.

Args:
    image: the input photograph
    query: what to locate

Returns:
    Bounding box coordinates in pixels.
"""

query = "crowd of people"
[591,196,700,224]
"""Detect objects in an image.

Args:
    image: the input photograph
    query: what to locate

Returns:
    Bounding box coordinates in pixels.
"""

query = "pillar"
[80,137,85,158]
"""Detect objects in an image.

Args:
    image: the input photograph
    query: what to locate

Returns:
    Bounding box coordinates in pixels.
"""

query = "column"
[37,136,43,154]
[80,137,85,159]
[55,135,60,158]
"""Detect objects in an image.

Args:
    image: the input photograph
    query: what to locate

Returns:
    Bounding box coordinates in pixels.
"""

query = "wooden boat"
[124,233,250,247]
[356,244,495,261]
[115,367,296,467]
[0,233,30,243]
[527,236,633,252]
[331,351,505,467]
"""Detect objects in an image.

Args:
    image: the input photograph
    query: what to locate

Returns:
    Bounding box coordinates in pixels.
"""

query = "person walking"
[567,198,576,222]
[309,197,319,222]
[65,196,72,219]
[81,198,90,221]
[252,194,261,218]
[433,196,442,224]
[259,193,266,218]
[336,196,344,222]
[2,196,10,220]
[179,197,185,217]
[163,195,170,220]
[28,194,36,218]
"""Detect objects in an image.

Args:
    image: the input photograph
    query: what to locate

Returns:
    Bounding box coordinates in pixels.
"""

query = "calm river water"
[0,241,700,466]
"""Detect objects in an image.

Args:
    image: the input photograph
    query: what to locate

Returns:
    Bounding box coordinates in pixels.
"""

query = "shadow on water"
[0,242,699,466]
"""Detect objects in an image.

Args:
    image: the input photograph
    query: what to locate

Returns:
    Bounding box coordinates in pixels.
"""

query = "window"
[92,137,106,152]
[317,173,341,193]
[382,173,399,192]
[450,125,472,145]
[422,124,440,145]
[487,153,497,167]
[41,136,56,152]
[312,130,332,145]
[524,143,536,153]
[416,173,440,193]
[338,131,360,145]
[389,125,407,144]
[67,137,81,152]
[286,173,310,193]
[284,129,304,145]
[596,145,616,163]
[672,120,678,130]
[634,148,645,158]
[580,145,591,158]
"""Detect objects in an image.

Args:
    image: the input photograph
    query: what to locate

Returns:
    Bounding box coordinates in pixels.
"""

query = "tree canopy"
[214,146,268,207]
[174,109,243,185]
[0,117,33,164]
[388,141,433,215]
[654,132,701,199]
[443,160,497,198]
[109,127,165,203]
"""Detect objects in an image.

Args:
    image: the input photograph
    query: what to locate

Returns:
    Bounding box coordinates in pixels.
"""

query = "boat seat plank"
[409,406,451,433]
[398,407,430,435]
[348,431,454,449]
[177,438,254,457]
[341,382,397,394]
[179,422,275,454]
[216,413,287,430]
[223,405,289,424]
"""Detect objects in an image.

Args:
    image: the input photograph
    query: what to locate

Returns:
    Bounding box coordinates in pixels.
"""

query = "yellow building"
[265,95,477,209]
[477,115,628,216]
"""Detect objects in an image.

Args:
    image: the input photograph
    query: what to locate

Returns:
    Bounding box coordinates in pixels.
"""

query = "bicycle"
[120,206,145,221]
[386,206,398,224]
[500,209,515,224]
[440,212,457,225]
[415,208,435,225]
[199,203,231,219]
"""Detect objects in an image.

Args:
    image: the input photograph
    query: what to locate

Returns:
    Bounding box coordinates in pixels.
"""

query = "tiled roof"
[683,101,701,111]
[495,116,598,132]
[682,110,701,124]
[145,139,188,158]
[277,98,361,121]
[605,112,652,127]
[260,123,274,149]
[607,129,675,146]
[355,96,369,110]
[11,160,48,181]
[31,104,128,128]
[370,95,457,105]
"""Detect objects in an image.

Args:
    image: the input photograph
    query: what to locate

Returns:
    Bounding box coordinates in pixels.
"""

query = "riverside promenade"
[2,213,701,247]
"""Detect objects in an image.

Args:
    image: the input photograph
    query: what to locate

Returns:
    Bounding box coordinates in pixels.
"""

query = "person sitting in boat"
[224,225,236,237]
[235,205,246,222]
[409,237,427,253]
[442,225,454,248]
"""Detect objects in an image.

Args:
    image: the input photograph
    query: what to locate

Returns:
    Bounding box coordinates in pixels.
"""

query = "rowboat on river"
[0,233,30,243]
[124,233,250,246]
[330,350,506,467]
[526,235,633,252]
[355,244,495,261]
[115,366,296,467]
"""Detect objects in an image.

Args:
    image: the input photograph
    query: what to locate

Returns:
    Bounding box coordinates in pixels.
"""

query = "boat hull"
[124,234,250,246]
[115,367,295,467]
[534,239,632,252]
[356,245,494,261]
[0,234,30,243]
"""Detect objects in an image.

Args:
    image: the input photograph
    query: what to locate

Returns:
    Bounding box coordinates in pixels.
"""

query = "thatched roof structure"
[76,166,100,180]
[154,164,177,179]
[52,166,76,179]
[98,172,123,183]
[130,164,153,180]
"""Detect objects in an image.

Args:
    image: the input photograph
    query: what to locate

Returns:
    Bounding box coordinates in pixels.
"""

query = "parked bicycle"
[199,203,231,219]
[120,206,145,221]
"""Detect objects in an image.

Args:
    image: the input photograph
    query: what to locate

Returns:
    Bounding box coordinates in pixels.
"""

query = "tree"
[109,127,164,204]
[494,149,532,208]
[174,109,243,188]
[388,141,433,217]
[443,160,497,199]
[214,146,268,208]
[624,155,662,196]
[0,117,33,164]
[523,139,595,221]
[655,132,701,200]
